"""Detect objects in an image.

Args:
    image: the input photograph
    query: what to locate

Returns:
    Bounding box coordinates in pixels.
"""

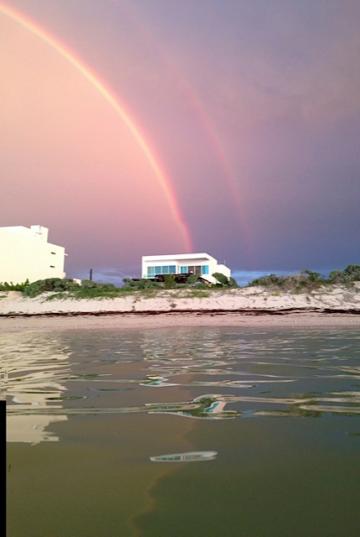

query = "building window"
[201,265,209,275]
[188,265,202,275]
[180,266,188,273]
[50,265,55,268]
[51,251,56,255]
[148,265,177,276]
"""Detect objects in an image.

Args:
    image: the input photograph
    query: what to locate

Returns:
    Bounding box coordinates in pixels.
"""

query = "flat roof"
[142,253,216,262]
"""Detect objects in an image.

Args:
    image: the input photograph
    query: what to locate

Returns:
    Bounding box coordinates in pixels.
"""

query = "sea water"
[5,326,360,536]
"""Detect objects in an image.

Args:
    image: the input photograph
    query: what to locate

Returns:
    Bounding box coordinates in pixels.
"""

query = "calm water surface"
[5,326,360,536]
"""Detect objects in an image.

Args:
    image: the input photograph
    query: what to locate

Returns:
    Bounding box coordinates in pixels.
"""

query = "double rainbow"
[0,2,193,251]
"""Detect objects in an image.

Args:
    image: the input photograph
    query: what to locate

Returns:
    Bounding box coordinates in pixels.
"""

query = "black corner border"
[1,400,6,537]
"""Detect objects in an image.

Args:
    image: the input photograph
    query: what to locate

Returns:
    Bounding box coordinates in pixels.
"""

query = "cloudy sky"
[1,0,359,281]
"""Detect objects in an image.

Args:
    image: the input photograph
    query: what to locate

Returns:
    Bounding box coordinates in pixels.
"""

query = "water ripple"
[3,328,360,443]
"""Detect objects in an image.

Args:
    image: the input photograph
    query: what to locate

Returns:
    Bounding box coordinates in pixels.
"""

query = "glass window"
[188,265,202,275]
[150,265,177,275]
[180,266,188,273]
[201,265,209,275]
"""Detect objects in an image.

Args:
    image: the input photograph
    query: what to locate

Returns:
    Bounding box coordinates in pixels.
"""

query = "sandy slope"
[0,284,359,317]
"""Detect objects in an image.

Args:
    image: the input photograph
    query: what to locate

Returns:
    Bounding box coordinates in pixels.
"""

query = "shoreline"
[1,306,360,317]
[1,311,360,332]
[1,285,359,331]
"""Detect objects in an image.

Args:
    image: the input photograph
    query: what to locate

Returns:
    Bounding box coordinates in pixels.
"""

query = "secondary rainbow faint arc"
[0,2,192,251]
[121,1,253,258]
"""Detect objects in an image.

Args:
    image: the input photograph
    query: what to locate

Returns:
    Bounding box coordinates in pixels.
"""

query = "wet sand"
[1,311,360,332]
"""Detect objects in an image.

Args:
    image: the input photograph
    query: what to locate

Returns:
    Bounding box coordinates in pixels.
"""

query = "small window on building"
[50,265,55,268]
[51,251,56,255]
[151,265,178,276]
[180,266,188,274]
[201,265,209,275]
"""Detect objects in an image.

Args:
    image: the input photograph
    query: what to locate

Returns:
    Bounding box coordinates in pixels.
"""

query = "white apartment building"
[142,253,231,284]
[0,225,66,284]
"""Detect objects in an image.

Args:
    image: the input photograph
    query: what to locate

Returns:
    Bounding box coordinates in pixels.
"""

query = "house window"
[188,265,202,275]
[148,265,177,276]
[180,266,188,273]
[201,265,209,275]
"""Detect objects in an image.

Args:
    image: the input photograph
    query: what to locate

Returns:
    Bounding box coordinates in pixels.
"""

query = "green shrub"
[124,278,161,290]
[322,265,360,285]
[228,277,238,288]
[343,264,360,281]
[0,280,29,291]
[248,265,360,290]
[72,286,120,299]
[212,272,230,286]
[23,278,80,297]
[70,280,130,298]
[185,274,198,285]
[80,279,98,289]
[328,270,345,284]
[163,274,176,288]
[301,269,324,283]
[249,274,285,287]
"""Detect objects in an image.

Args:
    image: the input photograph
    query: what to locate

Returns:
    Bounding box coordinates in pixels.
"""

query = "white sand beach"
[0,285,359,331]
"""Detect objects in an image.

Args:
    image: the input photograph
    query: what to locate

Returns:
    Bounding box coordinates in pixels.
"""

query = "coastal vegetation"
[248,265,360,291]
[0,272,236,299]
[0,265,358,299]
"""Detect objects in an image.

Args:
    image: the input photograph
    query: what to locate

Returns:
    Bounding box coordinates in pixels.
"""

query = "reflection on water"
[147,394,240,419]
[4,328,360,444]
[3,333,69,443]
[150,451,218,463]
[5,327,360,537]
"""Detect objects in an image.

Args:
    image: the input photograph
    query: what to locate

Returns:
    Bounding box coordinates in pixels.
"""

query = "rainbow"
[119,1,252,257]
[182,86,253,255]
[0,2,193,251]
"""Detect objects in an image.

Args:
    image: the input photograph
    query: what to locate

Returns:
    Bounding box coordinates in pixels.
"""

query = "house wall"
[216,264,231,279]
[0,225,66,284]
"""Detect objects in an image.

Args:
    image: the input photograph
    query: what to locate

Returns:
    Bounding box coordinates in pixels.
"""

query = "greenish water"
[5,327,360,536]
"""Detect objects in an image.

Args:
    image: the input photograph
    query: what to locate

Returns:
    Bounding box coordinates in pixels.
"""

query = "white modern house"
[142,253,231,284]
[0,225,66,284]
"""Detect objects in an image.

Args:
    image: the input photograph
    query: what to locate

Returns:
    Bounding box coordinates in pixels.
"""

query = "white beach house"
[142,253,231,284]
[0,225,66,284]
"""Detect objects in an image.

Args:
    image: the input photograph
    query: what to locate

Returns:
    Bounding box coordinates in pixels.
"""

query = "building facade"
[142,253,231,284]
[0,225,66,284]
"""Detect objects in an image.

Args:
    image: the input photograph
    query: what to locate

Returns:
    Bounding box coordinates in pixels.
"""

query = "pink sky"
[1,0,359,278]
